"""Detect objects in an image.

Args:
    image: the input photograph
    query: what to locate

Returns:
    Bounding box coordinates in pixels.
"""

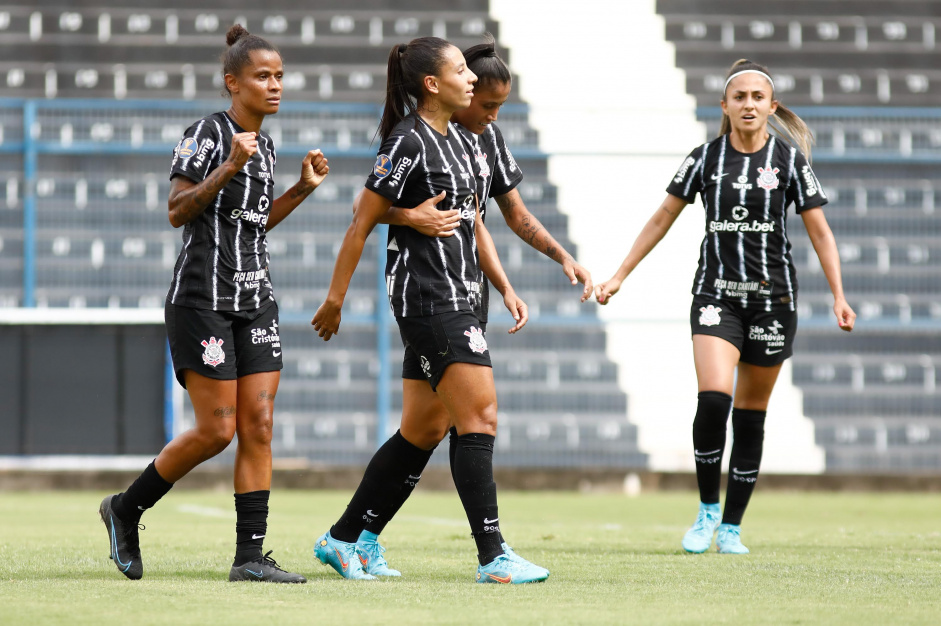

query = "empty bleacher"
[1,1,646,469]
[658,0,941,473]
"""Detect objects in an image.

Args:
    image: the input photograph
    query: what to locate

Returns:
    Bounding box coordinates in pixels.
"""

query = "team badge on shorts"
[464,326,488,354]
[698,305,722,327]
[200,336,225,367]
[756,166,780,191]
[420,355,432,378]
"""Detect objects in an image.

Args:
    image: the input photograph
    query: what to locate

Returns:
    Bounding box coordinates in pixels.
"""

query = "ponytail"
[378,37,453,142]
[719,58,814,160]
[462,34,511,90]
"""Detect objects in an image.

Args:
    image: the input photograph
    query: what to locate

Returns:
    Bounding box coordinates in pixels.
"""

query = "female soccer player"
[595,59,855,554]
[98,24,328,582]
[310,36,548,584]
[334,38,589,580]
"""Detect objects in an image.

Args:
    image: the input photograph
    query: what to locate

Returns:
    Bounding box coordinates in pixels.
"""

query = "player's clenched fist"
[301,149,330,190]
[227,131,258,169]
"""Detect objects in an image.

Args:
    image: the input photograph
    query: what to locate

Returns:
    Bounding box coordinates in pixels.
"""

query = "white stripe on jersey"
[684,157,703,198]
[223,115,250,311]
[712,137,728,298]
[179,119,205,172]
[407,130,435,198]
[171,231,194,304]
[737,155,751,307]
[694,141,711,295]
[211,120,226,310]
[401,248,411,316]
[422,123,460,210]
[453,231,466,282]
[780,146,798,311]
[761,137,776,311]
[388,250,402,312]
[436,238,459,311]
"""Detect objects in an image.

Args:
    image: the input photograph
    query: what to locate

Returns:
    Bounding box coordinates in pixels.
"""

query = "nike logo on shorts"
[765,348,783,355]
[272,350,281,356]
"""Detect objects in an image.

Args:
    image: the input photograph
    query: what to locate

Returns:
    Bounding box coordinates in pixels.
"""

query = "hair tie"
[398,43,407,55]
[723,69,774,93]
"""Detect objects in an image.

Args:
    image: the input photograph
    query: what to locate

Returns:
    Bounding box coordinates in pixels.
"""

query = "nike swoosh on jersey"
[711,172,729,180]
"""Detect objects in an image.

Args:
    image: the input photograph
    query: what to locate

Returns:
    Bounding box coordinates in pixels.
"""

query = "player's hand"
[227,132,257,170]
[834,297,856,332]
[562,257,593,302]
[502,288,528,334]
[594,277,622,305]
[311,299,342,341]
[404,192,459,237]
[300,149,329,191]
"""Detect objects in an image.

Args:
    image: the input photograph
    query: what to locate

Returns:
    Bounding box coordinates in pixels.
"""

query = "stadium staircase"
[0,1,646,467]
[657,0,941,472]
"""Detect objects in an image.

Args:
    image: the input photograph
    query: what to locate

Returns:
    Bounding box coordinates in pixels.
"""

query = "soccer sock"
[452,432,503,566]
[330,430,433,543]
[233,490,269,566]
[449,426,505,545]
[722,408,766,525]
[692,391,733,505]
[112,460,173,523]
[368,432,435,536]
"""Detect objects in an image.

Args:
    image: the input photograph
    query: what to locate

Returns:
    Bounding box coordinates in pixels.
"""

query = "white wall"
[489,0,824,473]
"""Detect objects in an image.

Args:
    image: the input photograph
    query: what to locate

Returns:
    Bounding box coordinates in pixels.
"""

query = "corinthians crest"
[698,305,722,327]
[464,326,488,354]
[201,336,225,367]
[756,166,780,191]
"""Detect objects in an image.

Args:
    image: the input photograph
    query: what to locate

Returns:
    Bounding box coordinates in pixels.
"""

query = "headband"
[723,69,774,93]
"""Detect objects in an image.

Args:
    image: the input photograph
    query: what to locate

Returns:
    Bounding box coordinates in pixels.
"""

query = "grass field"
[1,489,940,625]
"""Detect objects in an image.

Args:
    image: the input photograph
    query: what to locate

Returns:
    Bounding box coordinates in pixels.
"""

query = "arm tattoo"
[172,166,233,224]
[213,406,236,417]
[288,183,313,201]
[499,193,570,264]
[257,390,276,401]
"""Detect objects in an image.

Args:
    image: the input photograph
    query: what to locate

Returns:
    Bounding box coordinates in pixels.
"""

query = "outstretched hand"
[311,299,342,341]
[834,297,856,332]
[502,289,529,334]
[594,277,623,305]
[562,257,593,302]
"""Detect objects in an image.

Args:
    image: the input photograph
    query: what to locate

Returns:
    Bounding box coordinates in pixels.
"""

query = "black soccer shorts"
[397,311,491,391]
[165,299,283,388]
[690,295,797,367]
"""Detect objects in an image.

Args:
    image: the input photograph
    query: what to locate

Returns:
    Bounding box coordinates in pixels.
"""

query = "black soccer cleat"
[229,550,307,583]
[99,494,144,580]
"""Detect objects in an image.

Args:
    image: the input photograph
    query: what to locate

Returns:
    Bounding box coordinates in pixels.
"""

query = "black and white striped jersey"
[667,134,827,310]
[455,121,524,322]
[366,114,480,318]
[167,111,276,312]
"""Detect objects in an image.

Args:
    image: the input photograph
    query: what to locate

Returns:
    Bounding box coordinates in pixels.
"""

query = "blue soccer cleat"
[502,542,549,576]
[476,553,549,584]
[716,523,750,554]
[314,531,376,580]
[356,530,401,577]
[682,502,721,553]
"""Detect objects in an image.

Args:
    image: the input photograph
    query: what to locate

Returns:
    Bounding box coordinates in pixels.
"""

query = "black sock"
[112,461,173,523]
[452,432,503,566]
[692,391,732,504]
[233,490,269,566]
[330,430,434,542]
[369,433,435,535]
[449,427,505,545]
[723,408,766,525]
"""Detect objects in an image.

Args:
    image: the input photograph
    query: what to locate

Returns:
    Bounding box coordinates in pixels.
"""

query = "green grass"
[1,490,940,625]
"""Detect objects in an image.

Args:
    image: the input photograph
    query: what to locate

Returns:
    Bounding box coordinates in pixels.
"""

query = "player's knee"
[732,408,766,444]
[239,412,274,448]
[693,390,732,432]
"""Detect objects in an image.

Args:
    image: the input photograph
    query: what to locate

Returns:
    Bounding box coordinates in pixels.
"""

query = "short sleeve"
[787,151,828,213]
[365,133,423,202]
[665,146,704,203]
[489,124,523,198]
[170,119,222,183]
